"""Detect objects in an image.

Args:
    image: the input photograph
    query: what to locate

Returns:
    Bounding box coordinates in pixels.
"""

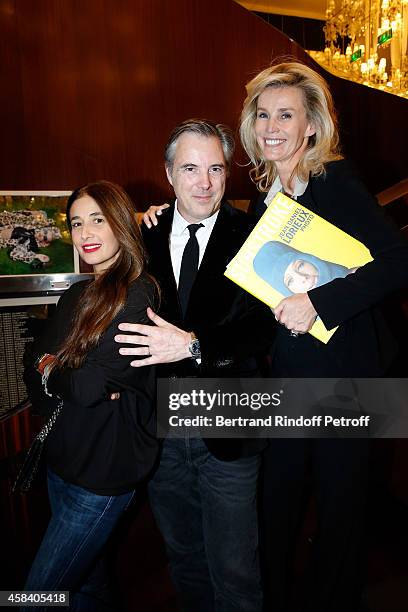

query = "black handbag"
[13,399,63,493]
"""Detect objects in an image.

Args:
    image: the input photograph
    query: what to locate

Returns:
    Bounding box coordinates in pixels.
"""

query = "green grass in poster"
[0,240,74,275]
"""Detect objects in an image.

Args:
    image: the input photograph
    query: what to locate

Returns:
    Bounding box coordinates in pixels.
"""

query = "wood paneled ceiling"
[236,0,327,21]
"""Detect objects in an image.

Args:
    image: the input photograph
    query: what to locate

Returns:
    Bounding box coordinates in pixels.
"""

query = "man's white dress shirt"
[170,201,219,287]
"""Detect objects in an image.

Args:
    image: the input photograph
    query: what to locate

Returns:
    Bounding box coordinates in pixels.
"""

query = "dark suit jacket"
[142,201,276,460]
[254,160,408,377]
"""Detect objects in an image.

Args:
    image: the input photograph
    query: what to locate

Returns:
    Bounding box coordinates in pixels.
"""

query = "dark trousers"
[149,436,262,612]
[260,438,370,612]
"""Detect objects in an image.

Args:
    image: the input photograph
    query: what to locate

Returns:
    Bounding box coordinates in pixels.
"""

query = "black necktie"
[178,223,203,317]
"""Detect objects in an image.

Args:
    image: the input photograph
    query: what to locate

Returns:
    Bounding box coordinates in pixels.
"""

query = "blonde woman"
[239,62,408,612]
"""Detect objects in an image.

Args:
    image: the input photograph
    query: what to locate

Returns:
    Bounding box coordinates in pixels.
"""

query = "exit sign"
[350,49,362,62]
[378,29,393,46]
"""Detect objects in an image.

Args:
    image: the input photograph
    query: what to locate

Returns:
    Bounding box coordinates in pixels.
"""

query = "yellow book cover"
[225,192,373,343]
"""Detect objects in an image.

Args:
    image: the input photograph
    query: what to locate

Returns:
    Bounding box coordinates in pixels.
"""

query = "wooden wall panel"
[0,0,406,204]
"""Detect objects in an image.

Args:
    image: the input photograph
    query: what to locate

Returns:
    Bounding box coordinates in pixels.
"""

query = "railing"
[376,178,408,207]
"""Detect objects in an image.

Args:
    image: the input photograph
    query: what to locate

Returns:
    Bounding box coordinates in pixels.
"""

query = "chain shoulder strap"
[36,399,63,442]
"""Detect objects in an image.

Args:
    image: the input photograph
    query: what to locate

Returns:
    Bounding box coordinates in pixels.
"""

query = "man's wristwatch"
[188,332,201,359]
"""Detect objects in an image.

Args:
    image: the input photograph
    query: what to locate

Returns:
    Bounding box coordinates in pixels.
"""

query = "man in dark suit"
[115,119,275,611]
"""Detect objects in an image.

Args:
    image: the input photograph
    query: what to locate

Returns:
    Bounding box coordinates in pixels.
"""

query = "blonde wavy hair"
[239,62,343,192]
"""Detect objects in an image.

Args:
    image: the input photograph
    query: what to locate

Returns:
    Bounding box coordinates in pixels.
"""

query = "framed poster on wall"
[0,191,92,301]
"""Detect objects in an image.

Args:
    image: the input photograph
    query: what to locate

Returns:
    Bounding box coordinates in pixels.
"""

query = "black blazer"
[254,160,408,377]
[142,201,276,460]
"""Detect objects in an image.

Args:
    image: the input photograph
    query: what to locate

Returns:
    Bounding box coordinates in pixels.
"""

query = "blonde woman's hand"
[274,293,318,334]
[143,203,171,228]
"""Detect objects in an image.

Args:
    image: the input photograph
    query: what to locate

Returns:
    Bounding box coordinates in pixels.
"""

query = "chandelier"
[308,0,408,98]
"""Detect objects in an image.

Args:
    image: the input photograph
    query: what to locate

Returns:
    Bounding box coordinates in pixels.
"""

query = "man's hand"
[115,307,191,367]
[274,293,317,334]
[142,203,170,228]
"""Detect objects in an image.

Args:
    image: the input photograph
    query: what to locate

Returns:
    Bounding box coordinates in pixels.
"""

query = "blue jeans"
[22,469,134,612]
[148,436,262,612]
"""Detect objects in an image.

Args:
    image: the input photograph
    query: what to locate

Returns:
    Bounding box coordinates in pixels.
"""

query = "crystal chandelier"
[308,0,408,98]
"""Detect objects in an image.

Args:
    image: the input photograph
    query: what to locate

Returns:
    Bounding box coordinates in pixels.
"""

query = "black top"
[254,160,408,376]
[24,275,159,495]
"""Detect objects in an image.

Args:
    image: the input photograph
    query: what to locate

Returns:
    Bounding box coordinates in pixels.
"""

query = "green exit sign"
[378,29,393,46]
[350,49,362,62]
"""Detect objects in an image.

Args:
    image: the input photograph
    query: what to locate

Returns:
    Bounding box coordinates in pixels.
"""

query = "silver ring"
[290,330,299,337]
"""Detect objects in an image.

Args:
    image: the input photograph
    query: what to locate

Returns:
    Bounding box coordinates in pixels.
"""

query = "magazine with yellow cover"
[225,192,373,344]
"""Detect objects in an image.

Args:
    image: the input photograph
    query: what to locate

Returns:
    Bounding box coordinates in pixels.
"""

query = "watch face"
[189,339,201,357]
